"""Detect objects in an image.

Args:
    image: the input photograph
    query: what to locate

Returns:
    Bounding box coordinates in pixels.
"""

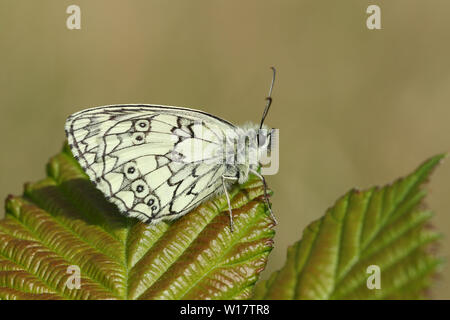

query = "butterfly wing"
[65,104,236,223]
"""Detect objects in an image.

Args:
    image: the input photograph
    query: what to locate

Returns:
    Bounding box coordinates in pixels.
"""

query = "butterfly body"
[65,104,273,225]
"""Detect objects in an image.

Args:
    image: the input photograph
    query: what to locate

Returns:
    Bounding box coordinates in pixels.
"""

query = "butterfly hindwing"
[65,104,235,223]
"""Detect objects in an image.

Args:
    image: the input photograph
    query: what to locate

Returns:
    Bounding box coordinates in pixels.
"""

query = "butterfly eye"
[135,120,150,131]
[258,133,267,147]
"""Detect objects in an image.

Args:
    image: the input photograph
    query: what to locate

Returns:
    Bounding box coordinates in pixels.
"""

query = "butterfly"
[65,68,278,232]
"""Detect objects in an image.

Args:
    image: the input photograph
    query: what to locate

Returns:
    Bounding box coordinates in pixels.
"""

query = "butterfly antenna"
[259,67,276,130]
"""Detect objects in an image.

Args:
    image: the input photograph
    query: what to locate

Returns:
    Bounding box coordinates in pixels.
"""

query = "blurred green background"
[1,0,449,298]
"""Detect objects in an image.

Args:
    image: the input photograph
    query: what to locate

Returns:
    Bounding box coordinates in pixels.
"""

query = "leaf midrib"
[327,169,431,298]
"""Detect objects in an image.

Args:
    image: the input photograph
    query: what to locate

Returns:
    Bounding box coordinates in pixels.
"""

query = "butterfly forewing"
[65,104,236,223]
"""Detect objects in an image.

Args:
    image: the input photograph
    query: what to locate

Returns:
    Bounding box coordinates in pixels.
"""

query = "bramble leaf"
[0,144,275,300]
[254,155,444,300]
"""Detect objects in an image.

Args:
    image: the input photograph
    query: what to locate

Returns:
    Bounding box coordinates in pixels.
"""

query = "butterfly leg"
[249,169,278,225]
[222,175,239,232]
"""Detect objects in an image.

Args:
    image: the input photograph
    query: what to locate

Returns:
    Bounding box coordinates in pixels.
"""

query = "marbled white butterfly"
[65,68,278,232]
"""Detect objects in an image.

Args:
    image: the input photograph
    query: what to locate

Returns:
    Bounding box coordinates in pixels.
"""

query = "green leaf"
[0,144,275,300]
[254,155,444,300]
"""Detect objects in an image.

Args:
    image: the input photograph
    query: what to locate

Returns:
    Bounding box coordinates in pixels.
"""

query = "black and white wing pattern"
[65,104,236,223]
